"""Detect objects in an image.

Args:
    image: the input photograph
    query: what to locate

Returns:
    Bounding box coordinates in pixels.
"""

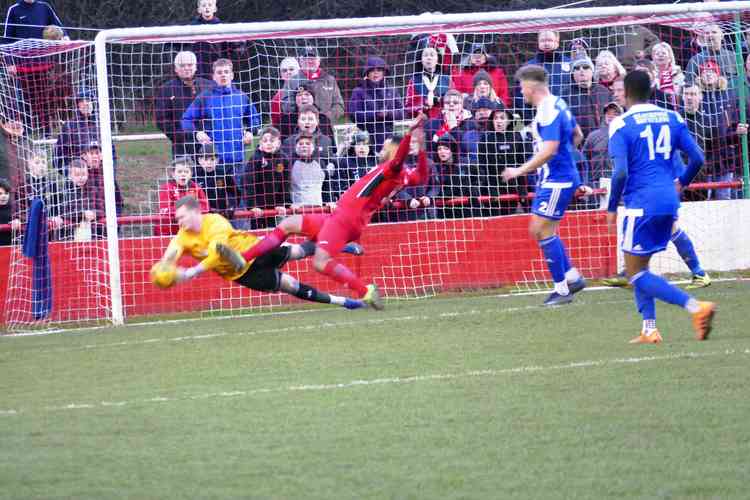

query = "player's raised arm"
[386,112,427,174]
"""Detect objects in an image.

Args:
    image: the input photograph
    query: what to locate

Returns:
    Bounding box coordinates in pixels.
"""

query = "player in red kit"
[218,113,429,309]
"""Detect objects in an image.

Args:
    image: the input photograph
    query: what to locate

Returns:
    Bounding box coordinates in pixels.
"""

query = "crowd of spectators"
[1,0,749,243]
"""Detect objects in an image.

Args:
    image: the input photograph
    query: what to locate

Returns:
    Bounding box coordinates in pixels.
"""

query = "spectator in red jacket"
[156,156,209,236]
[452,43,510,107]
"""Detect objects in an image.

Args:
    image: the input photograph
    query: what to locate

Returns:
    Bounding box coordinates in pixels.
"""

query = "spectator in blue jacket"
[348,56,405,153]
[181,58,260,187]
[3,0,66,43]
[514,30,572,123]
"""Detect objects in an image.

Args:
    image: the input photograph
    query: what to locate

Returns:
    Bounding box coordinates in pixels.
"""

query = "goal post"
[2,2,750,331]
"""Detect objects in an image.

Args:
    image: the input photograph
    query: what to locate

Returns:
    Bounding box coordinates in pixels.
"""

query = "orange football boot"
[629,329,663,344]
[692,302,716,341]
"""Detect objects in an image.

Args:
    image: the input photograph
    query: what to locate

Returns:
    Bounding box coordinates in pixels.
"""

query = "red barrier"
[0,211,616,327]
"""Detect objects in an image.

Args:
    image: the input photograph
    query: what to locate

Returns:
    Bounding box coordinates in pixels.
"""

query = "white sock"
[554,280,570,296]
[685,298,701,314]
[642,319,657,333]
[329,295,346,306]
[565,267,581,282]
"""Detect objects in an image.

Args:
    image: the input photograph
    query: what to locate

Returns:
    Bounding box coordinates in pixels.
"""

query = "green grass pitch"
[1,281,749,499]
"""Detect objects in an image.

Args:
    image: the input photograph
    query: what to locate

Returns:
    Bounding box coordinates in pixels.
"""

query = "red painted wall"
[0,212,616,327]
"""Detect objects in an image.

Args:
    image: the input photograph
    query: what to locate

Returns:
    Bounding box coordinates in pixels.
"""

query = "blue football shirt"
[608,103,701,215]
[530,94,580,186]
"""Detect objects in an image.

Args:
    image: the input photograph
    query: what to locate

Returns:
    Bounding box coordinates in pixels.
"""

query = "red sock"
[242,227,288,261]
[322,260,368,297]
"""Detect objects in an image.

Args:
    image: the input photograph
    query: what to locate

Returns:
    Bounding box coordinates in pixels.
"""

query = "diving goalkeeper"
[153,195,365,310]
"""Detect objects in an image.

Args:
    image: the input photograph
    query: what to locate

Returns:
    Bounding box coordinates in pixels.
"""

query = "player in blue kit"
[607,71,716,344]
[502,65,587,306]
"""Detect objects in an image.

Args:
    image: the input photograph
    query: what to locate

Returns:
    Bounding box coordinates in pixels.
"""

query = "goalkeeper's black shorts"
[233,246,291,292]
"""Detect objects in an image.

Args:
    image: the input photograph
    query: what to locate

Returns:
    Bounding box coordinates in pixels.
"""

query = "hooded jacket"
[348,57,405,151]
[181,84,260,165]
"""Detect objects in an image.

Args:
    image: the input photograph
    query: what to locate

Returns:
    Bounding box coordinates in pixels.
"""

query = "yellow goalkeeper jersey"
[166,213,258,281]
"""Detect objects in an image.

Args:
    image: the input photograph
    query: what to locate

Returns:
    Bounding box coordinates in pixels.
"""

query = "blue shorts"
[531,183,576,220]
[620,209,677,255]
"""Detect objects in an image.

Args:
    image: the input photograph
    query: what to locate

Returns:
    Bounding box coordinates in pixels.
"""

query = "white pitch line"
[1,348,746,417]
[0,300,621,357]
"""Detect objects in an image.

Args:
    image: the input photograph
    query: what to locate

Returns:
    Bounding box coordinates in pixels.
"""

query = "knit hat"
[472,70,493,89]
[571,55,594,70]
[352,130,370,144]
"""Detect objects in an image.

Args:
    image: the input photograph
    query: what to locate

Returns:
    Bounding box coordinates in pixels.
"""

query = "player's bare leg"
[278,273,364,310]
[312,246,382,309]
[624,252,715,343]
[530,216,585,306]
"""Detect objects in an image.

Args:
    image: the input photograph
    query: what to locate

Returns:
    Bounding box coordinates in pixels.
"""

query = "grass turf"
[1,281,748,499]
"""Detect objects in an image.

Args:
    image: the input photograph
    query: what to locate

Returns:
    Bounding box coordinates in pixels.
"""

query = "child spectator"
[154,51,213,158]
[392,131,438,221]
[332,130,376,199]
[432,133,467,219]
[0,178,12,245]
[11,148,63,238]
[404,46,452,120]
[348,56,405,153]
[564,55,611,139]
[452,43,510,107]
[193,143,238,219]
[277,84,333,139]
[281,46,345,124]
[243,126,290,228]
[594,50,626,92]
[281,104,333,164]
[156,156,209,236]
[470,96,497,131]
[651,42,685,97]
[464,70,504,116]
[270,57,300,128]
[181,58,261,186]
[425,89,479,165]
[190,0,233,79]
[59,159,106,240]
[478,106,532,215]
[243,126,290,226]
[289,134,330,208]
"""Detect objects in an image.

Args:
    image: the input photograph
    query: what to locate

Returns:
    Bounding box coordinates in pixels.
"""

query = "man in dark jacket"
[425,89,479,165]
[514,30,572,123]
[348,56,405,153]
[155,51,213,158]
[563,55,611,139]
[3,0,66,43]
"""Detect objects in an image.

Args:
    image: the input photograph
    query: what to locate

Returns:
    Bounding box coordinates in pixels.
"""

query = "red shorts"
[301,213,362,256]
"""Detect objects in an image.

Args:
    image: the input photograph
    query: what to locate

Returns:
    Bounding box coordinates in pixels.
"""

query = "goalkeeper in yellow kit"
[156,195,365,309]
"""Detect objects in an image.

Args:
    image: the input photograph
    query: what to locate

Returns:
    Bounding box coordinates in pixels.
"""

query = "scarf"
[421,71,440,108]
